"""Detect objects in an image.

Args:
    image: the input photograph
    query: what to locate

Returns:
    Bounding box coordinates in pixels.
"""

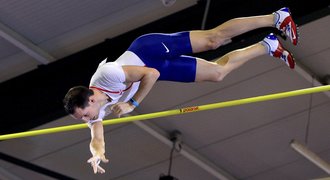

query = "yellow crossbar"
[1,85,330,140]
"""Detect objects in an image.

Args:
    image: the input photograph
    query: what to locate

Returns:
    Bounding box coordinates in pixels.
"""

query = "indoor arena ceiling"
[0,0,330,180]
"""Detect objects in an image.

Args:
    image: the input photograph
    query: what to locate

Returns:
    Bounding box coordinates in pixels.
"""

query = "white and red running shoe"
[261,33,295,69]
[274,7,299,45]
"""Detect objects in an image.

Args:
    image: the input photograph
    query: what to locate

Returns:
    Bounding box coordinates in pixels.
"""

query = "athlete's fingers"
[97,165,106,174]
[87,156,101,174]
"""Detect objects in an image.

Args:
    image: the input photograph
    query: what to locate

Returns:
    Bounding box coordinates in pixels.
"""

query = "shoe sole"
[279,9,299,45]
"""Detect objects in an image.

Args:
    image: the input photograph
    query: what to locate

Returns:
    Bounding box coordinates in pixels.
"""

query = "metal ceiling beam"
[0,21,55,64]
[291,139,330,174]
[201,0,211,30]
[133,120,236,180]
[295,64,330,98]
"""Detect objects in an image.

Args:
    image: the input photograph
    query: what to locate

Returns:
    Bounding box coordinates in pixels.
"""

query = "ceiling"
[0,0,330,180]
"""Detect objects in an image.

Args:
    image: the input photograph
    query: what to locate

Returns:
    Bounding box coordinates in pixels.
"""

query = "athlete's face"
[72,98,100,122]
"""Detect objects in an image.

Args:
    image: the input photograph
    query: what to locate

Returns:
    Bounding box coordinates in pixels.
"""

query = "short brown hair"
[63,86,94,114]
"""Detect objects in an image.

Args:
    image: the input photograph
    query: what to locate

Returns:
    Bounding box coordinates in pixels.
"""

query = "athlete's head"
[63,86,100,122]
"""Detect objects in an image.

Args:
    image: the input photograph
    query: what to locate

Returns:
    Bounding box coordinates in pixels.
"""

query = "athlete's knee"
[206,40,221,50]
[209,67,226,82]
[205,29,230,50]
[214,72,226,82]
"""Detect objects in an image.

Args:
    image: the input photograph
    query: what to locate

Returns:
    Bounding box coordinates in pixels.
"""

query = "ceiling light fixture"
[161,0,176,7]
[159,130,182,180]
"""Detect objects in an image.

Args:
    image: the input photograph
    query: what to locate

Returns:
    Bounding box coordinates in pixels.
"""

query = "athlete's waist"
[115,51,145,66]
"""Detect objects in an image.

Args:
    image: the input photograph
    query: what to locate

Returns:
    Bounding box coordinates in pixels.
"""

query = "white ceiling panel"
[0,0,146,43]
[197,110,327,179]
[245,150,330,180]
[0,37,21,59]
[307,102,330,150]
[0,53,38,82]
[303,49,330,78]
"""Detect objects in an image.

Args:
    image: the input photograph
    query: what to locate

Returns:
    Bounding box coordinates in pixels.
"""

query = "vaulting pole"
[1,85,330,140]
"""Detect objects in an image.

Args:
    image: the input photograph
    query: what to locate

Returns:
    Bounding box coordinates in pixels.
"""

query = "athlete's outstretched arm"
[110,66,160,117]
[87,121,109,174]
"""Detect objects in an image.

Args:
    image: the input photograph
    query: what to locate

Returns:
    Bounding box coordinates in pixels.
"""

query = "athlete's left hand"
[111,102,135,117]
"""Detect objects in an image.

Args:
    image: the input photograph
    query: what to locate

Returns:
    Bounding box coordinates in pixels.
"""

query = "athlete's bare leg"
[194,42,267,82]
[190,9,297,82]
[189,14,274,53]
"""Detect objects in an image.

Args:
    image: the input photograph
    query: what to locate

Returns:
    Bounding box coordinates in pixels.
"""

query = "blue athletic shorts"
[127,31,197,82]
